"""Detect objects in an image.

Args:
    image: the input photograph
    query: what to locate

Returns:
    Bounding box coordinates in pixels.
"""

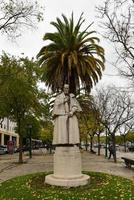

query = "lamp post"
[27,124,32,159]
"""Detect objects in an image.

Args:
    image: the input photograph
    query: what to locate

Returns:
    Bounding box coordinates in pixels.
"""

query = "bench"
[121,157,134,168]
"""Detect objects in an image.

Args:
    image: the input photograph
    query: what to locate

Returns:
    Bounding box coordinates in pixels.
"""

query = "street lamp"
[27,124,32,159]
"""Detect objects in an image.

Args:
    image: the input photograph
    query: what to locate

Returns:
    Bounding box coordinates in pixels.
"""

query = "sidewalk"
[0,149,133,183]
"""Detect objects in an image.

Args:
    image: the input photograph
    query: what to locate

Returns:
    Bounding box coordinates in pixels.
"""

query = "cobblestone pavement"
[0,148,133,183]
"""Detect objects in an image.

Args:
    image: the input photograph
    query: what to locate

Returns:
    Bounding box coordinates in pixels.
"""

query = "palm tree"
[37,13,105,94]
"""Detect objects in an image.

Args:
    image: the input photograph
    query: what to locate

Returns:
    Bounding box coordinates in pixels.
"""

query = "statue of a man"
[52,84,82,145]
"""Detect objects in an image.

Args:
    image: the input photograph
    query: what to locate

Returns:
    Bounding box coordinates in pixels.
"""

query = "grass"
[0,172,133,200]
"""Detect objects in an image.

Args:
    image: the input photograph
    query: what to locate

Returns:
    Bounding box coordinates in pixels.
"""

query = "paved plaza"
[0,149,133,183]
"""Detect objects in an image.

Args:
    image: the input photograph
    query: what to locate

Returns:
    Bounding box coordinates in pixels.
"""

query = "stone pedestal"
[45,146,90,187]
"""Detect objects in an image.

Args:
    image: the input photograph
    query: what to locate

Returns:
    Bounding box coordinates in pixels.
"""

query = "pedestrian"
[108,143,115,159]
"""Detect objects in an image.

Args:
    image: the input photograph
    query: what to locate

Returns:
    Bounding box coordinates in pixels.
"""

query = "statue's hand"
[64,96,69,103]
[68,111,73,117]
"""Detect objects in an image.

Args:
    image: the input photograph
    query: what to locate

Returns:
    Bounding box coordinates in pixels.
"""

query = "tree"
[96,0,134,86]
[79,94,99,152]
[95,86,134,162]
[20,115,41,139]
[0,103,9,127]
[37,13,105,94]
[119,122,133,152]
[0,0,44,38]
[126,131,134,142]
[39,121,53,142]
[38,90,53,137]
[95,124,104,156]
[78,92,104,155]
[0,53,42,163]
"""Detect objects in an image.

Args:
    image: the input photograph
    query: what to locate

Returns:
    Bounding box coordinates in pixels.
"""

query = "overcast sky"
[0,0,127,90]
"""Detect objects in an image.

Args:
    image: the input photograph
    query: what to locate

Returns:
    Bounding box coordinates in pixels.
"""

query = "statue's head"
[63,84,69,95]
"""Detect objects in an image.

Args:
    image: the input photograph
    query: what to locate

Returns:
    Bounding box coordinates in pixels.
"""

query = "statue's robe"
[52,92,82,144]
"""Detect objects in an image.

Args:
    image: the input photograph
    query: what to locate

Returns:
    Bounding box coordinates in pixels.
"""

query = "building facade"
[0,118,19,147]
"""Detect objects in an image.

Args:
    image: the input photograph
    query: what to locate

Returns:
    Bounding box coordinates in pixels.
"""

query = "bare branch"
[0,0,44,39]
[96,0,134,87]
[95,86,134,135]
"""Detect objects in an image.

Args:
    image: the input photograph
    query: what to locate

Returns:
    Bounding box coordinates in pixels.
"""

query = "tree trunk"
[105,129,108,158]
[112,133,117,163]
[85,136,88,151]
[123,135,127,152]
[90,136,93,152]
[97,134,101,156]
[19,135,23,163]
[18,118,23,163]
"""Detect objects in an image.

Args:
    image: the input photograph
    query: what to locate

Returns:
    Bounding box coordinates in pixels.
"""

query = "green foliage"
[0,53,46,141]
[39,121,53,142]
[0,53,52,162]
[101,132,134,145]
[0,172,133,200]
[78,94,103,142]
[38,90,53,121]
[18,115,41,139]
[0,53,40,130]
[37,13,105,94]
[37,91,53,142]
[99,136,106,143]
[126,131,134,142]
[115,135,124,144]
[78,94,95,141]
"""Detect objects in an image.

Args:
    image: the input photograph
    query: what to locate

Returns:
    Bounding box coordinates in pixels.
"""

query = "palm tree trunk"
[69,73,76,94]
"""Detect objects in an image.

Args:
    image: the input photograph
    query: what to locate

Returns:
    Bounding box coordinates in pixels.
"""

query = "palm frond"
[37,13,105,94]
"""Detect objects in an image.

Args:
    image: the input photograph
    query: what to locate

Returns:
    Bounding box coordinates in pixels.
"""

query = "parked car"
[0,145,8,154]
[127,143,134,152]
[93,143,102,148]
[0,147,5,155]
[103,144,119,150]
